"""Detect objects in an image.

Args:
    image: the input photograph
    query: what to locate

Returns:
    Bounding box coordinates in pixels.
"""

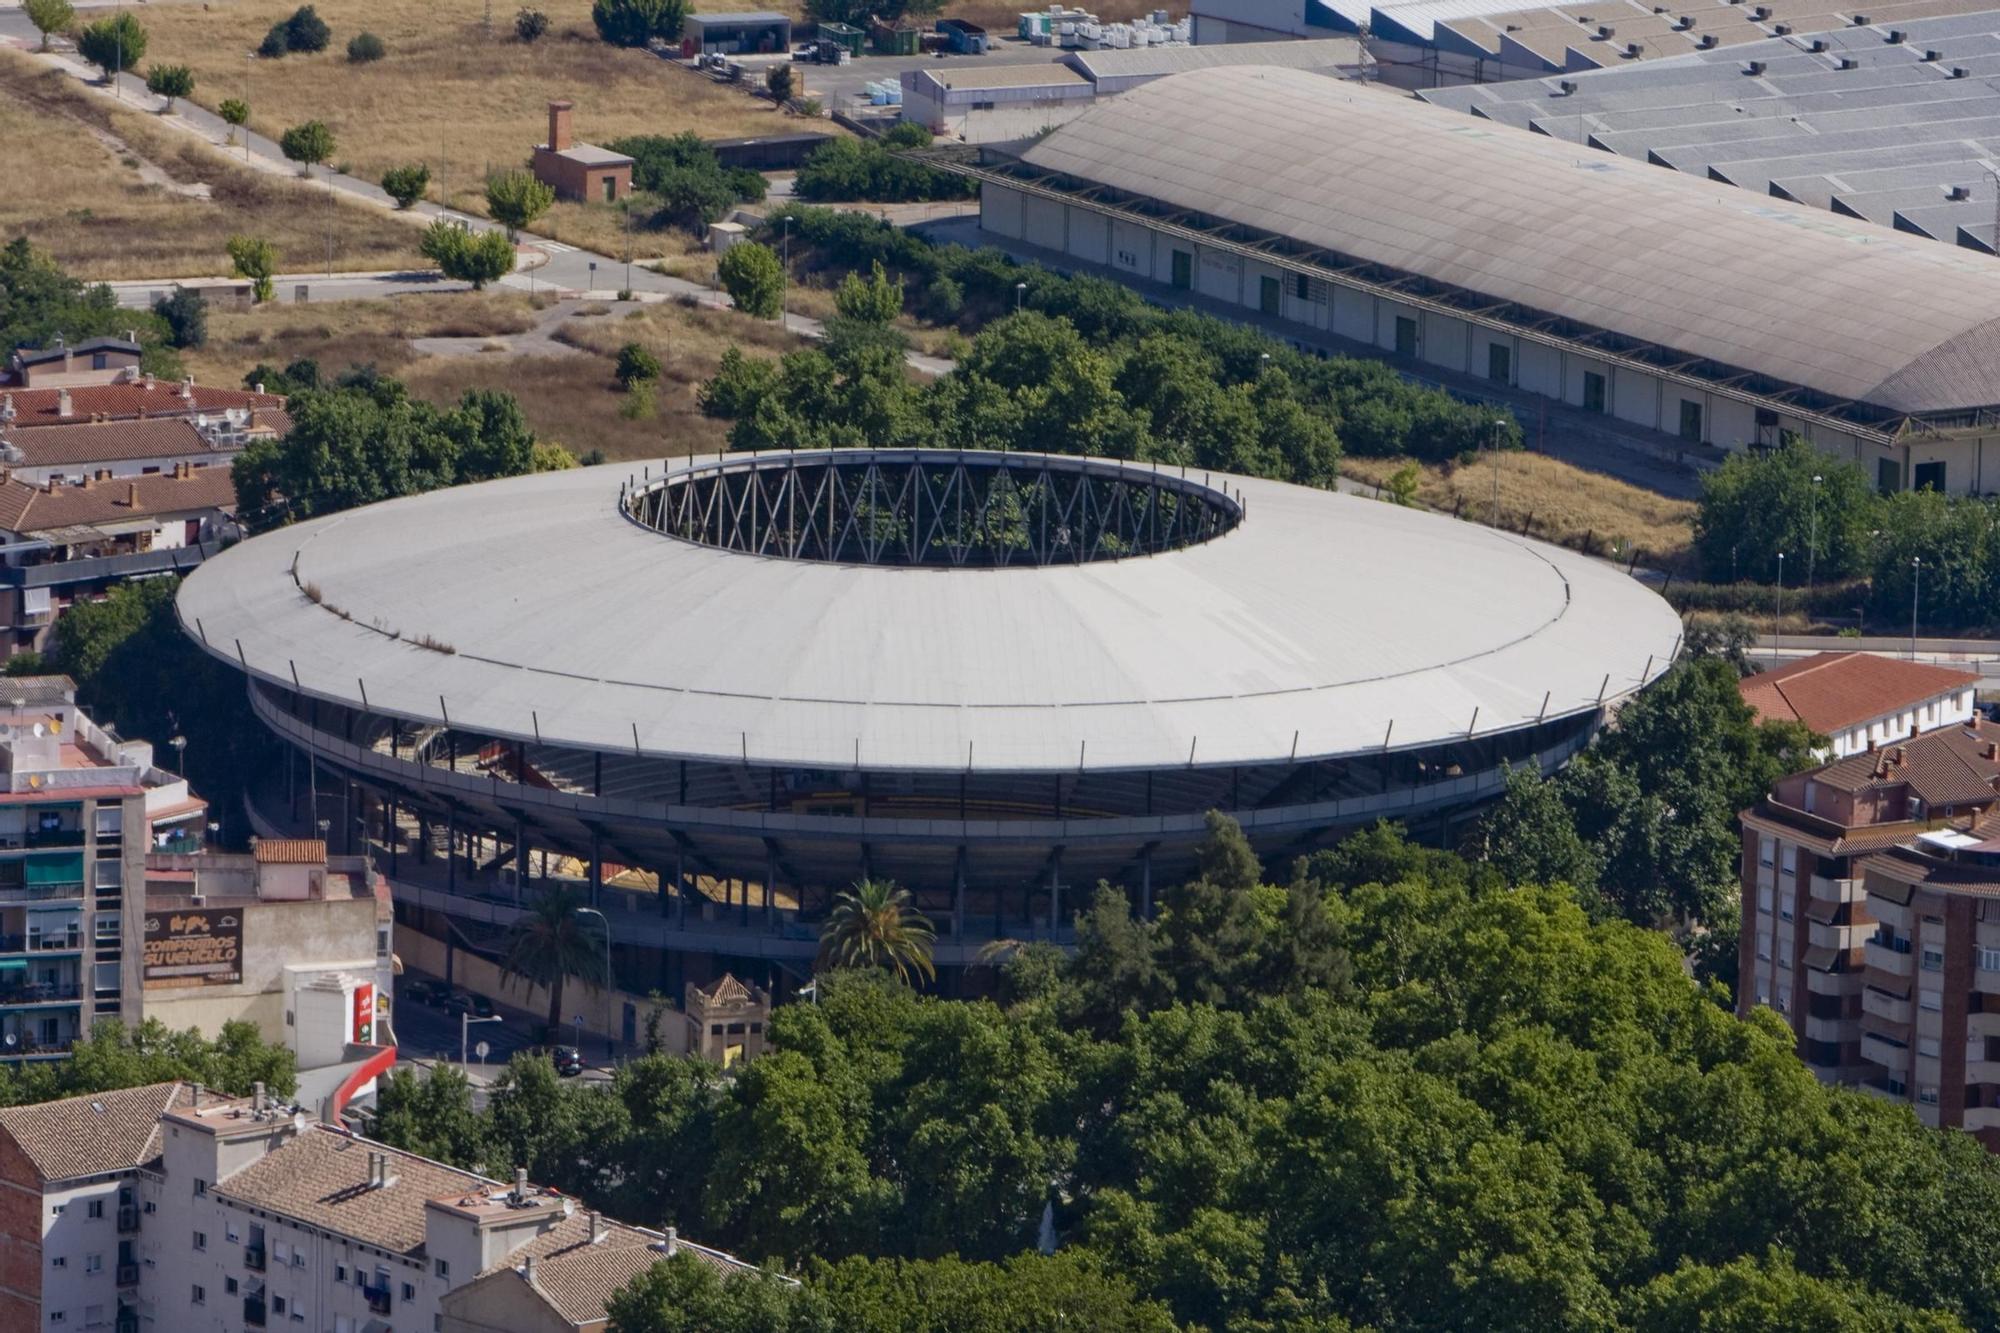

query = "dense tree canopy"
[0,1018,295,1107]
[1694,435,1877,584]
[0,238,179,375]
[606,133,766,233]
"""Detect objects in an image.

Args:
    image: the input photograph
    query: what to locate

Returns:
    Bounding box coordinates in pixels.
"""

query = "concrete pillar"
[515,821,529,905]
[589,833,602,908]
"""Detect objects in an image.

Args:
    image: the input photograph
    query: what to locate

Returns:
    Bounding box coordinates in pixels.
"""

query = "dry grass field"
[141,0,789,214]
[179,294,542,386]
[0,51,420,280]
[1340,452,1697,569]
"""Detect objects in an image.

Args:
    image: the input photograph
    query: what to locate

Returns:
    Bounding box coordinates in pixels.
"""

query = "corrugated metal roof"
[175,456,1680,774]
[1067,37,1360,80]
[1020,67,2000,415]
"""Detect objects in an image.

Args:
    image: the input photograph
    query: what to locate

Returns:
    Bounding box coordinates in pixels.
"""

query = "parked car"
[549,1045,585,1077]
[402,979,446,1007]
[468,993,495,1019]
[442,990,472,1015]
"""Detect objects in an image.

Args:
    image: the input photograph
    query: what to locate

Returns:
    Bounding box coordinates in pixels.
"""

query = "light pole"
[1489,416,1505,528]
[1775,551,1785,621]
[1806,473,1821,601]
[1015,281,1027,312]
[575,907,613,1057]
[1911,555,1922,659]
[243,52,252,163]
[588,260,597,295]
[781,215,793,331]
[460,1012,501,1067]
[1259,351,1271,378]
[168,734,187,780]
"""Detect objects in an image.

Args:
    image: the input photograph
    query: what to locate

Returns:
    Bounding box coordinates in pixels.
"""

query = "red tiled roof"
[1809,722,2000,807]
[1739,652,1979,734]
[0,1082,191,1183]
[2,417,215,468]
[0,466,236,535]
[253,838,325,864]
[0,382,284,425]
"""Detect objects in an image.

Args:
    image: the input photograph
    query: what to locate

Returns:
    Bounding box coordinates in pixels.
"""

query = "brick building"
[531,102,633,205]
[1739,712,2000,1145]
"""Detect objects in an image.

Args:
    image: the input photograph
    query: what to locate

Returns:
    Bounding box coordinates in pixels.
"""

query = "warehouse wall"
[976,188,1997,491]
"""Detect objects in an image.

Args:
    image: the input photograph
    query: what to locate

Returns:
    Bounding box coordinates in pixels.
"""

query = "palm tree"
[500,886,609,1036]
[818,879,937,985]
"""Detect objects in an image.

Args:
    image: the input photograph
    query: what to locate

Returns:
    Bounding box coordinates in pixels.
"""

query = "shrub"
[718,241,784,320]
[346,30,385,62]
[591,0,688,47]
[257,22,290,57]
[219,98,250,139]
[76,12,146,79]
[380,164,430,209]
[285,5,331,52]
[151,286,207,349]
[514,7,550,40]
[793,135,975,204]
[143,63,193,113]
[484,170,555,237]
[279,120,334,174]
[765,64,795,102]
[615,342,661,388]
[227,236,278,304]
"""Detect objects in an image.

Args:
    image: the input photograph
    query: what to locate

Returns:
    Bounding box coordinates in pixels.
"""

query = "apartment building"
[1739,713,2000,1141]
[1738,651,1980,759]
[0,678,205,1060]
[440,1222,766,1333]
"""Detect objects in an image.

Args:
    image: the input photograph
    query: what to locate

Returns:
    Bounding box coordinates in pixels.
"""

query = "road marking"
[538,240,579,253]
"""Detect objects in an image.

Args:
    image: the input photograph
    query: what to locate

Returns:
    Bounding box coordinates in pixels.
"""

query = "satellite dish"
[30,723,43,738]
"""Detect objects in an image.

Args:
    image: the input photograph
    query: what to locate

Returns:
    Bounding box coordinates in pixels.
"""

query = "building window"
[83,1254,100,1274]
[192,1285,205,1305]
[1887,1075,1908,1096]
[1487,342,1511,383]
[335,1265,346,1283]
[1581,370,1606,413]
[194,1179,207,1197]
[1393,315,1418,358]
[1919,1035,1941,1057]
[274,1296,287,1316]
[1678,399,1703,442]
[1980,948,2000,973]
[226,1278,238,1296]
[194,1231,206,1251]
[1759,837,1774,868]
[1757,938,1771,961]
[437,1259,450,1279]
[86,1200,102,1219]
[1914,460,1946,492]
[1294,272,1311,301]
[49,1312,63,1326]
[1922,946,1944,972]
[1920,989,1942,1012]
[1258,274,1280,317]
[1919,1085,1940,1105]
[51,1256,65,1268]
[93,806,121,838]
[1779,899,1793,922]
[402,1282,415,1301]
[1878,458,1900,494]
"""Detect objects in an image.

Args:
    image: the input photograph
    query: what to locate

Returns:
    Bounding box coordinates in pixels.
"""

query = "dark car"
[442,990,472,1015]
[403,979,445,1007]
[550,1045,585,1077]
[468,993,495,1019]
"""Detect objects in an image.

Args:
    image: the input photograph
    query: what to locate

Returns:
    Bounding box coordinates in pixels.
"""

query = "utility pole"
[1911,555,1922,659]
[1775,551,1785,621]
[1806,473,1821,601]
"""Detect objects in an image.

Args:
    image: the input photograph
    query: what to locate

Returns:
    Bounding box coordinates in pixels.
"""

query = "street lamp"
[1015,281,1027,312]
[575,907,613,1057]
[1806,473,1821,601]
[167,734,187,779]
[1911,555,1922,659]
[460,1012,502,1067]
[780,214,793,332]
[1775,552,1785,621]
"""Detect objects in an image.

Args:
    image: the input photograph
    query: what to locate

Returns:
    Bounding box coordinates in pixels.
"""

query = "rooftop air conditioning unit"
[1745,59,1767,73]
[1851,13,1870,23]
[1558,78,1579,93]
[1949,185,1972,201]
[1774,23,1792,33]
[1886,27,1906,42]
[1625,40,1644,55]
[1921,47,1941,60]
[1809,36,1827,50]
[1952,66,1970,78]
[1699,33,1719,47]
[1752,5,1771,18]
[1674,16,1696,29]
[1598,23,1616,36]
[1838,55,1858,67]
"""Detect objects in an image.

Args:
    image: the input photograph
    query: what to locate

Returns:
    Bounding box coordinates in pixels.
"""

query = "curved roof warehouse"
[175,452,1675,930]
[954,66,2000,489]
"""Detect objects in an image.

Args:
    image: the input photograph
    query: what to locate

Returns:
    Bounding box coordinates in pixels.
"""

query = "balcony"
[1809,873,1860,904]
[1861,1031,1912,1073]
[1861,987,1912,1027]
[243,1244,265,1272]
[0,882,84,905]
[0,983,81,1005]
[243,1297,266,1328]
[19,828,85,851]
[363,1285,392,1316]
[1969,1011,2000,1039]
[116,1205,138,1233]
[1864,938,1915,978]
[1968,1059,2000,1086]
[115,1263,137,1288]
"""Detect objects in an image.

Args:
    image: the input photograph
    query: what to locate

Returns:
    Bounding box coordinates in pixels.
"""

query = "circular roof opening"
[623,449,1243,567]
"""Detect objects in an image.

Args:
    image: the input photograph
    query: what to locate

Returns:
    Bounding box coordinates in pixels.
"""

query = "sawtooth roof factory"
[948,65,2000,494]
[176,451,1676,984]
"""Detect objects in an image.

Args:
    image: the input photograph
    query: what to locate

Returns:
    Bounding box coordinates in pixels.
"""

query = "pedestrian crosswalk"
[538,240,580,253]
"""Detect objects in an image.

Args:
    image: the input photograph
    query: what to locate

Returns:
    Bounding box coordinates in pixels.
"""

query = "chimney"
[1986,741,1997,761]
[513,1166,528,1202]
[588,1211,606,1244]
[252,1081,266,1114]
[548,100,574,152]
[143,372,155,391]
[522,1255,537,1287]
[254,381,265,395]
[43,477,56,495]
[664,1225,678,1257]
[56,389,71,418]
[77,474,92,491]
[124,328,136,344]
[191,1082,203,1107]
[125,480,138,508]
[1895,745,1908,766]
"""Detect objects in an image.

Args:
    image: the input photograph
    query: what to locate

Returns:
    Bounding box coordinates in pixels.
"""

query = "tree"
[834,261,902,326]
[765,63,796,103]
[818,880,936,984]
[258,21,291,57]
[500,886,610,1035]
[371,1065,486,1168]
[23,0,74,51]
[483,169,554,239]
[379,163,430,209]
[278,120,334,176]
[1625,1252,1966,1333]
[718,241,785,320]
[284,4,331,52]
[226,235,278,303]
[615,342,661,389]
[419,221,515,290]
[346,30,386,61]
[76,11,146,81]
[219,98,250,144]
[606,1251,801,1333]
[1867,489,2000,632]
[143,62,193,112]
[149,286,207,351]
[515,6,550,40]
[1693,434,1876,584]
[591,0,688,47]
[1466,763,1598,896]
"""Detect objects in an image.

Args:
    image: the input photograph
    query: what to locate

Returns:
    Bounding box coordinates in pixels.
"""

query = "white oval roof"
[177,456,1682,773]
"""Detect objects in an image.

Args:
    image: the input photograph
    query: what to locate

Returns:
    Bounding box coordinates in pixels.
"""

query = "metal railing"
[0,539,224,589]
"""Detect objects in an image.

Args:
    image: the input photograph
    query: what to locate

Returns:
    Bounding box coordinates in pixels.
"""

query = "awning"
[24,854,81,885]
[0,959,27,972]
